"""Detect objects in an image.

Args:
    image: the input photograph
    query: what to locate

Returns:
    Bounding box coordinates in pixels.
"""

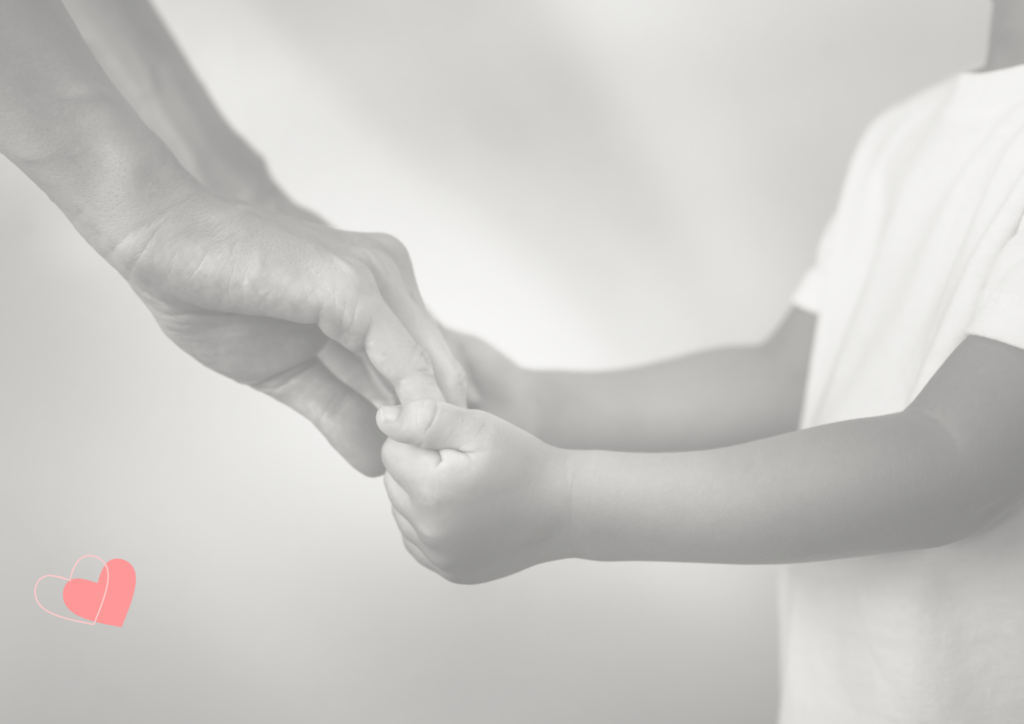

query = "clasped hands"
[117,183,562,582]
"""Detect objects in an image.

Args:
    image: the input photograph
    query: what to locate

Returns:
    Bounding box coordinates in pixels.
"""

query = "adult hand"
[2,0,467,476]
[114,189,467,475]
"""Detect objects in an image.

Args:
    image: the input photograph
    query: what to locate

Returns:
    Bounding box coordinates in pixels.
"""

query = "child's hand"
[377,400,572,583]
[442,329,543,435]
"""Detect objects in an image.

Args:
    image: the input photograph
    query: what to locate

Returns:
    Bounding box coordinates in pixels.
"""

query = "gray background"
[0,1,985,722]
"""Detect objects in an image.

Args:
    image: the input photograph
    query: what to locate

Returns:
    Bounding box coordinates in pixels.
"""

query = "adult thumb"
[377,400,488,452]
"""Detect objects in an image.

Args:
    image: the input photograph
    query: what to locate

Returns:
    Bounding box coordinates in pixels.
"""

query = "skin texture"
[61,0,404,412]
[378,2,1024,582]
[380,332,1024,583]
[446,308,814,452]
[60,0,323,221]
[1,0,465,475]
[380,400,571,582]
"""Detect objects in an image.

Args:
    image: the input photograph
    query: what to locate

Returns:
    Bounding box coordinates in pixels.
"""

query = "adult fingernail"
[379,406,400,423]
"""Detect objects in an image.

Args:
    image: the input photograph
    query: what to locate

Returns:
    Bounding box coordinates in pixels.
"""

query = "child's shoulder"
[877,75,959,123]
[848,75,960,165]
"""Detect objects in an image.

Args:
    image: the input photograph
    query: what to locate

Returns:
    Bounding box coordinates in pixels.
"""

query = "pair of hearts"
[34,556,136,627]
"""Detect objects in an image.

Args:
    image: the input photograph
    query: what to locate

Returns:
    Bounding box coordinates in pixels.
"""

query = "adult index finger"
[371,259,469,407]
[320,284,447,406]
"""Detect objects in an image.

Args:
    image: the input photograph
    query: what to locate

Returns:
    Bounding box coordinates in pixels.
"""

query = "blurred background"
[0,1,986,722]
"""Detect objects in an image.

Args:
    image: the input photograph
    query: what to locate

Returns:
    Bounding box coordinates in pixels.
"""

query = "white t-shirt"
[782,65,1024,723]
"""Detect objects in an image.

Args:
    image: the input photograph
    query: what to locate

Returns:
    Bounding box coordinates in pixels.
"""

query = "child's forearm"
[565,327,1024,566]
[566,410,997,565]
[565,336,1024,565]
[530,309,814,452]
[532,348,799,452]
[379,338,1024,583]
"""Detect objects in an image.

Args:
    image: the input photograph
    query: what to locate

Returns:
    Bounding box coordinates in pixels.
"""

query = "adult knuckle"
[374,232,409,259]
[317,256,365,300]
[322,272,382,349]
[327,295,365,349]
[409,345,436,378]
[346,244,381,272]
[449,359,470,390]
[344,233,409,277]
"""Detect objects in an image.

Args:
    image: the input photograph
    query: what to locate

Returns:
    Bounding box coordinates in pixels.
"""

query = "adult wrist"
[83,141,203,270]
[8,92,203,265]
[182,129,281,206]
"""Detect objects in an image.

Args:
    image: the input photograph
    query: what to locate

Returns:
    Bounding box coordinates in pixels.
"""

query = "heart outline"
[34,555,110,625]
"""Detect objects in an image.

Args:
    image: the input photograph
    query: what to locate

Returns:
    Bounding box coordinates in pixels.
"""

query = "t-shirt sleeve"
[787,89,946,319]
[787,98,924,319]
[967,226,1024,349]
[790,215,840,315]
[790,265,823,314]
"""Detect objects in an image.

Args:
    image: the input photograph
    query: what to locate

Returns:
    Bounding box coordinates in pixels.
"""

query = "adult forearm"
[61,0,283,208]
[1,0,198,257]
[567,409,1003,565]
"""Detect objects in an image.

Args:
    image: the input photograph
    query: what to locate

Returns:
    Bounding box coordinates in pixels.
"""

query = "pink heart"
[35,556,136,627]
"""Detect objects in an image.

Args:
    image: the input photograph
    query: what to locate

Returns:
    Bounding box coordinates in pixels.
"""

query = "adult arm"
[0,0,465,474]
[60,0,401,407]
[60,0,316,220]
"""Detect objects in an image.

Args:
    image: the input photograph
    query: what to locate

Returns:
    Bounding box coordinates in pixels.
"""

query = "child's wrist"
[556,449,623,562]
[541,443,579,563]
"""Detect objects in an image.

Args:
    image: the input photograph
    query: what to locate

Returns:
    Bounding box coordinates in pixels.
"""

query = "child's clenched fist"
[376,400,572,584]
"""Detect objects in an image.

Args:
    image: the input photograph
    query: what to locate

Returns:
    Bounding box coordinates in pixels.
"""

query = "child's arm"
[378,335,1024,581]
[449,307,815,452]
